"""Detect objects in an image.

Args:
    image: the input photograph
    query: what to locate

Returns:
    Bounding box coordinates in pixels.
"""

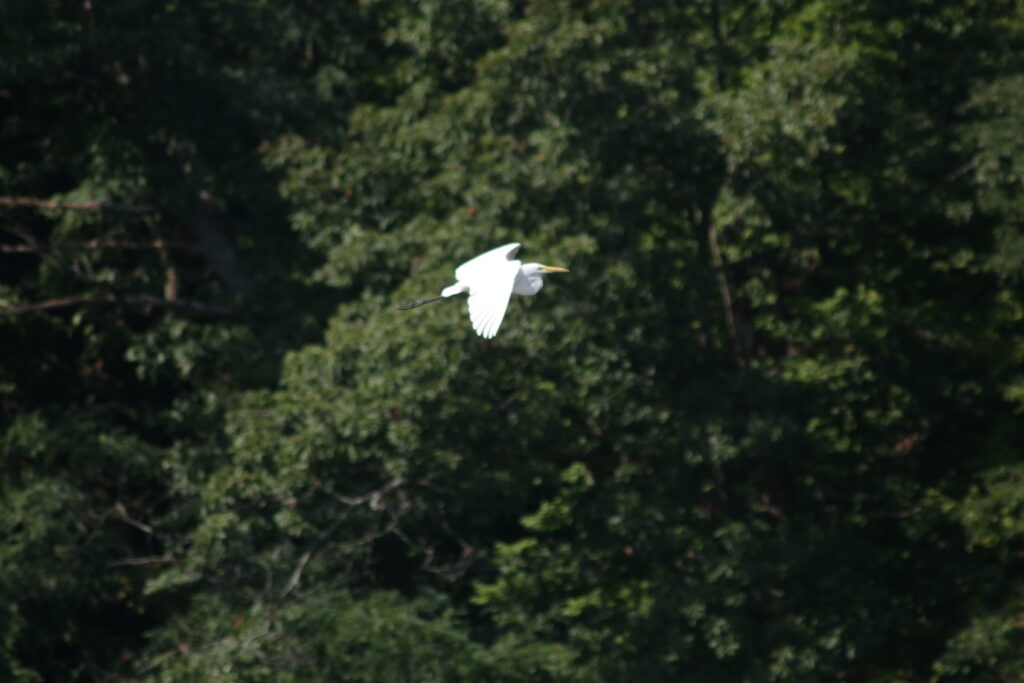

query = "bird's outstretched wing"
[466,258,519,339]
[455,242,520,282]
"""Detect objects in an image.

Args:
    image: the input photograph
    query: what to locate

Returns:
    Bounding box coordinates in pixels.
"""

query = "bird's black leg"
[398,295,446,310]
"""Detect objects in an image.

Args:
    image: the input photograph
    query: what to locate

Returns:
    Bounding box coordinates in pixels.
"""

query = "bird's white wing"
[465,259,519,339]
[455,242,521,282]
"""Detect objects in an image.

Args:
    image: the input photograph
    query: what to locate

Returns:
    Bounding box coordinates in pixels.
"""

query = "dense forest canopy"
[2,0,1023,680]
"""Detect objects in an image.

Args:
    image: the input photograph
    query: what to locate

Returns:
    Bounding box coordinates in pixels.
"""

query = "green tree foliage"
[1,0,365,678]
[3,0,1023,680]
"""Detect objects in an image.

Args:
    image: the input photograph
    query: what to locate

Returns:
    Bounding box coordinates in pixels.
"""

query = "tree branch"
[706,217,745,367]
[279,550,313,598]
[115,501,157,536]
[106,555,173,568]
[194,202,254,295]
[3,224,107,286]
[709,0,727,91]
[1,239,195,253]
[3,195,255,299]
[0,292,236,317]
[277,477,408,599]
[0,295,98,315]
[0,196,157,215]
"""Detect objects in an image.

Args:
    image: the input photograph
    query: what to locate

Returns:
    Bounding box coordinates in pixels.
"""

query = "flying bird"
[399,242,569,338]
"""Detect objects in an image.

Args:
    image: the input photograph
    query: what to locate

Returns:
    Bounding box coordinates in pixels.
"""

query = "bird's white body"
[404,242,567,339]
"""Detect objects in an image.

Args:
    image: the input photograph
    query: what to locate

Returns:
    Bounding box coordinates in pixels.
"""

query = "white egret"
[398,242,569,338]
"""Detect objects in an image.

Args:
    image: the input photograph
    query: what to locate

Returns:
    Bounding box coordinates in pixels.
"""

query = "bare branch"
[709,0,727,91]
[115,501,157,536]
[1,243,42,253]
[0,292,236,317]
[194,206,254,294]
[3,196,255,299]
[106,555,173,568]
[330,477,406,507]
[0,295,99,315]
[279,550,313,598]
[706,219,745,367]
[1,239,195,253]
[944,159,977,184]
[106,292,237,317]
[278,477,408,599]
[3,224,107,286]
[0,196,157,215]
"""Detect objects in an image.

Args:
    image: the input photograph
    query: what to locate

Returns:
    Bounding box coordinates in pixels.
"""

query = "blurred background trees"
[2,0,1022,680]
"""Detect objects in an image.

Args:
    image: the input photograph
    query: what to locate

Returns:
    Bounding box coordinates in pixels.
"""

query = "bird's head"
[523,263,570,276]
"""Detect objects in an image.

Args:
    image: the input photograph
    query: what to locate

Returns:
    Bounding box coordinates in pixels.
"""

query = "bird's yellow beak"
[539,265,569,273]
